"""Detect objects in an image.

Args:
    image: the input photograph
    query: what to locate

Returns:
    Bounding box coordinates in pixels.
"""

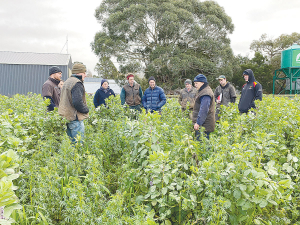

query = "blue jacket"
[93,87,115,108]
[142,86,166,111]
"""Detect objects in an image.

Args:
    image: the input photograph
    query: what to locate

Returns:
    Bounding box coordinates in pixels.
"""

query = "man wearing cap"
[120,73,143,111]
[42,66,62,111]
[58,62,89,143]
[214,75,237,121]
[238,69,262,114]
[178,79,197,111]
[191,74,215,140]
[142,76,166,113]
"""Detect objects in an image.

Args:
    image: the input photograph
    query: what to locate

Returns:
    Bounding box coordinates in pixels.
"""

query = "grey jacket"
[214,82,236,106]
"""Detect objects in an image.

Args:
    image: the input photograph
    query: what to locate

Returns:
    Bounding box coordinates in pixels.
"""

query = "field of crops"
[1,93,300,225]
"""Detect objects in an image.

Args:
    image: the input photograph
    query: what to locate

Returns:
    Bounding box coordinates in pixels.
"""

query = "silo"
[273,44,300,94]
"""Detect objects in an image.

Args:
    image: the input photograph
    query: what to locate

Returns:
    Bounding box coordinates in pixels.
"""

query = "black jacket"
[238,69,262,113]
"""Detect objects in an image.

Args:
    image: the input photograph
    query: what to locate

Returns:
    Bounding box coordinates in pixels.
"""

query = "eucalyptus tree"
[91,0,234,88]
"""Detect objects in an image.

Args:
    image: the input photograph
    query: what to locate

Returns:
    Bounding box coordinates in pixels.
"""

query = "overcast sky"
[0,0,299,75]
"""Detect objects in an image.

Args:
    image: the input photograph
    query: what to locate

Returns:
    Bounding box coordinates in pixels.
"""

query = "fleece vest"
[58,77,89,121]
[192,85,215,133]
[123,83,141,106]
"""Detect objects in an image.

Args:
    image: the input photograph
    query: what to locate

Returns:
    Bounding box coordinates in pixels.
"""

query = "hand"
[216,100,221,104]
[194,123,200,130]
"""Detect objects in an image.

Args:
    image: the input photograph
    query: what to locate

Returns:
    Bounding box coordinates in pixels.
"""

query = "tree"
[91,0,234,90]
[95,56,119,79]
[250,32,300,59]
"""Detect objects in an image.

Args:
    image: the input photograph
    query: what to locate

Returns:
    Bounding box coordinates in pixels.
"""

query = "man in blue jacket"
[142,76,166,113]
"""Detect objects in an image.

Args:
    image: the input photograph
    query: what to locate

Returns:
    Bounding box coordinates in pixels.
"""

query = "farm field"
[1,94,300,225]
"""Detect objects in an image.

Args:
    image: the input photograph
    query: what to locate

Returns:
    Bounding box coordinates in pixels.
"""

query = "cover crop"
[0,93,299,224]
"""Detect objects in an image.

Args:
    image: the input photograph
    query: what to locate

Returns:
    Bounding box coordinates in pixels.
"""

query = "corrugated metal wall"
[0,64,69,96]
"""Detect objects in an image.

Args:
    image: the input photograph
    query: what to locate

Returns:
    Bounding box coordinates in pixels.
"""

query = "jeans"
[195,130,210,141]
[66,120,84,143]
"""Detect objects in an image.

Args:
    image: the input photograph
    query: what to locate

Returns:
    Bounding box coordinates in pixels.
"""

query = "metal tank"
[273,43,300,94]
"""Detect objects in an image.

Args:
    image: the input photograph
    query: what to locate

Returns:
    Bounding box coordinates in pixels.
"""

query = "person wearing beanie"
[238,69,262,114]
[191,74,215,140]
[142,76,166,113]
[58,62,89,143]
[120,73,143,111]
[93,79,115,108]
[178,79,197,111]
[214,75,236,121]
[42,66,63,111]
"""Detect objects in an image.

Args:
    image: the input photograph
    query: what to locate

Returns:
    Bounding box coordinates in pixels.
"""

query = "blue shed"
[0,51,72,96]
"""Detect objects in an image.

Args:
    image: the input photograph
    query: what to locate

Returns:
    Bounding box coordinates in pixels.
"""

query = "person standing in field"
[93,79,116,108]
[58,62,89,143]
[191,74,215,140]
[178,79,197,111]
[238,69,262,114]
[214,75,236,121]
[42,66,62,111]
[120,73,143,111]
[142,76,166,113]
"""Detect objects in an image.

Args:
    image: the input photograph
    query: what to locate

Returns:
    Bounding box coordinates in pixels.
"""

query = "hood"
[243,69,256,83]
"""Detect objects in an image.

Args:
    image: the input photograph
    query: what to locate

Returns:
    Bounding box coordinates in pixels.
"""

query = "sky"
[0,0,299,75]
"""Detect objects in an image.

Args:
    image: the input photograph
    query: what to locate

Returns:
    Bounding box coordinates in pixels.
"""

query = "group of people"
[42,62,262,143]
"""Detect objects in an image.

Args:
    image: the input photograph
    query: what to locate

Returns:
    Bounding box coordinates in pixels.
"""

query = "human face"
[243,75,249,82]
[52,72,62,81]
[128,77,134,86]
[149,80,156,89]
[102,81,109,89]
[185,83,192,90]
[58,81,64,89]
[194,81,204,90]
[80,72,87,81]
[219,78,226,86]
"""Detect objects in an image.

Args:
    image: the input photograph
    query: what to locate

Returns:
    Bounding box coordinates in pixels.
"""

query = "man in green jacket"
[120,73,143,111]
[178,79,197,111]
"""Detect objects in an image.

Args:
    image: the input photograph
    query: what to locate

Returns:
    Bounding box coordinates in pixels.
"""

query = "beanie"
[126,73,134,80]
[184,79,192,85]
[193,74,207,83]
[148,76,156,82]
[72,62,86,74]
[243,70,249,76]
[101,79,109,86]
[49,66,62,76]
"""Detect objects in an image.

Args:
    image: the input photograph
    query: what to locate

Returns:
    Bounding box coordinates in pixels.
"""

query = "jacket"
[58,76,89,121]
[238,69,263,113]
[94,87,115,108]
[142,86,166,111]
[120,83,143,106]
[178,87,197,110]
[191,84,215,133]
[42,77,61,111]
[214,82,236,106]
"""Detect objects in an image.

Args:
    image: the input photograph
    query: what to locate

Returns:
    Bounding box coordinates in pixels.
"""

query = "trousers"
[66,120,84,143]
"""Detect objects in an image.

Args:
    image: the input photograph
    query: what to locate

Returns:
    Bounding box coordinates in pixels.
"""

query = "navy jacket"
[142,86,166,111]
[93,87,115,108]
[238,69,262,113]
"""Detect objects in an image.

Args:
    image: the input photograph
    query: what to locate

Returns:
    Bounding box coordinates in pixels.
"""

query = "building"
[84,77,121,95]
[0,51,72,96]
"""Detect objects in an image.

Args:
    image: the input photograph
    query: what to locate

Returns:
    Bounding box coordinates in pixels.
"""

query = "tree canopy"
[250,32,300,59]
[91,0,234,89]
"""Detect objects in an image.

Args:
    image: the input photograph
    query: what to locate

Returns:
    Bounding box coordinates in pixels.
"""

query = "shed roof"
[0,51,71,65]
